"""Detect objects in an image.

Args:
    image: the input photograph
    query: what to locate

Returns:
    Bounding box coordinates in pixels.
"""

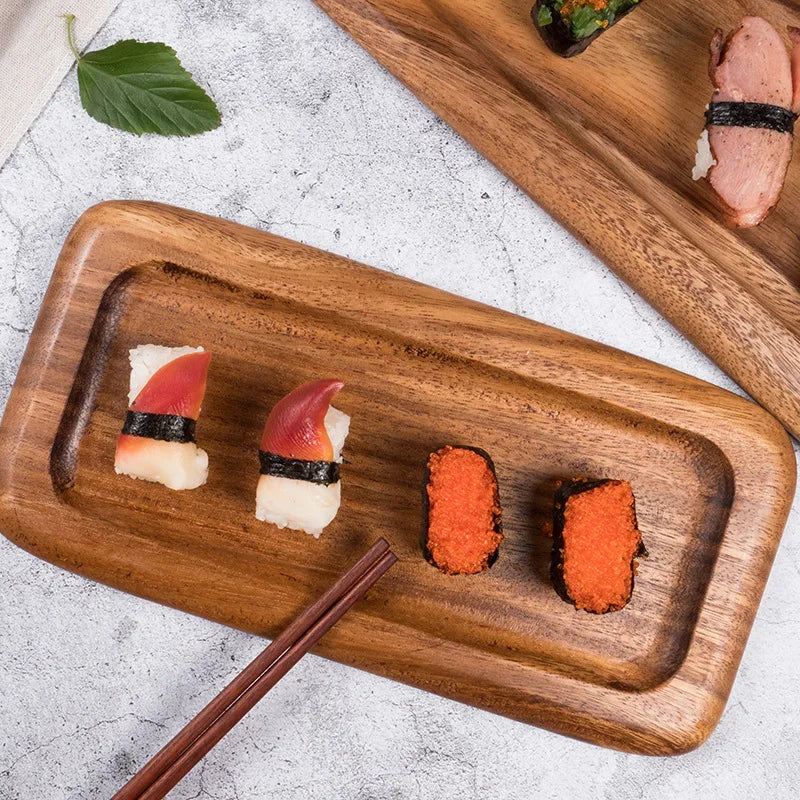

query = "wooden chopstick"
[136,551,396,800]
[112,538,396,800]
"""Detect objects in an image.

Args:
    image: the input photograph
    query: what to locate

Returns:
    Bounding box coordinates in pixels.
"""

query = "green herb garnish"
[538,0,641,40]
[568,6,605,38]
[64,13,221,136]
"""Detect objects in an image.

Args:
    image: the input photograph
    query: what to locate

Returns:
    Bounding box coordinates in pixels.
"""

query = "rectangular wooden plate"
[313,0,800,439]
[0,202,794,755]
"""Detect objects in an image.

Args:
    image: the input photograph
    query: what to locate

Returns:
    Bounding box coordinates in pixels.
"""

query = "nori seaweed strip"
[421,445,503,574]
[122,411,196,443]
[259,450,340,486]
[706,102,797,134]
[531,0,643,58]
[551,478,647,614]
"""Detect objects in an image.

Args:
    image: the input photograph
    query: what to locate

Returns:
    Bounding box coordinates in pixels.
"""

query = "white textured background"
[1,1,799,797]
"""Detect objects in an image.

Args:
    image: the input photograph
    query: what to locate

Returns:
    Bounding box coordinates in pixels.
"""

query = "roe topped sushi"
[424,446,503,575]
[551,478,646,613]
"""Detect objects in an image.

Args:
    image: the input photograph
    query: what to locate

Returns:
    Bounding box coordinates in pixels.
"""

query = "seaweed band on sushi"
[256,379,350,538]
[551,478,646,614]
[114,345,211,491]
[424,446,503,575]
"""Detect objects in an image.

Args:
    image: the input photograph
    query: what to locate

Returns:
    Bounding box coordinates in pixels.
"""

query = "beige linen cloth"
[0,0,120,167]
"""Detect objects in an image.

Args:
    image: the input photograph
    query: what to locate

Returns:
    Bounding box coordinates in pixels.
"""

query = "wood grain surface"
[312,0,800,439]
[0,202,794,755]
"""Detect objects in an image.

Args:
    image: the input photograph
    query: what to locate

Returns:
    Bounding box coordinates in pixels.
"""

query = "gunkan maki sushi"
[424,446,503,575]
[532,0,643,57]
[551,478,646,613]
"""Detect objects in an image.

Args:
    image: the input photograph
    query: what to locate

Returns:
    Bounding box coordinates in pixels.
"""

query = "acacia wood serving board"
[312,0,800,439]
[0,202,794,755]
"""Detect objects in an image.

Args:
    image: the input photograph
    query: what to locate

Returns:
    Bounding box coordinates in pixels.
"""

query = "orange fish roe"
[425,446,503,575]
[554,479,644,614]
[560,0,609,16]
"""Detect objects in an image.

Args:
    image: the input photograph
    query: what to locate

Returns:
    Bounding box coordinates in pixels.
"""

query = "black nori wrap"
[706,102,797,135]
[258,450,340,486]
[122,411,196,443]
[531,0,643,58]
[551,478,647,614]
[421,445,503,575]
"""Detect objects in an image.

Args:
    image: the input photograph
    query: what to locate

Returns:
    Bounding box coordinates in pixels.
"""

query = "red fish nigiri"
[260,378,344,461]
[697,17,800,227]
[115,346,211,491]
[256,379,349,537]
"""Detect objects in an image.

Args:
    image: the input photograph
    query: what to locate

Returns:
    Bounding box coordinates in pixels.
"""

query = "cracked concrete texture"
[1,0,799,797]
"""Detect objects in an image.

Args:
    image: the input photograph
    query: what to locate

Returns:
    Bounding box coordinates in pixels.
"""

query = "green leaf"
[65,15,220,136]
[537,5,553,26]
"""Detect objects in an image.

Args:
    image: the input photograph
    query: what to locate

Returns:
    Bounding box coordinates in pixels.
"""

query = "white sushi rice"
[115,344,209,491]
[255,406,350,537]
[115,439,209,491]
[692,129,717,181]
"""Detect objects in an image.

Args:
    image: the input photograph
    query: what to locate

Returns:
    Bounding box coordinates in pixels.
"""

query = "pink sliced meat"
[706,17,798,227]
[789,27,800,113]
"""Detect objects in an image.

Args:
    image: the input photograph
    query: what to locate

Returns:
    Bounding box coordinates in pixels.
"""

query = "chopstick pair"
[112,538,396,800]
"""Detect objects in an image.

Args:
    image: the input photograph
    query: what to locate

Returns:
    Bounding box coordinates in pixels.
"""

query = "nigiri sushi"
[256,379,349,537]
[114,345,211,491]
[694,17,800,227]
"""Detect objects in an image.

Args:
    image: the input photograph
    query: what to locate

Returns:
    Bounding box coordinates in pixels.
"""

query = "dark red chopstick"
[112,538,396,800]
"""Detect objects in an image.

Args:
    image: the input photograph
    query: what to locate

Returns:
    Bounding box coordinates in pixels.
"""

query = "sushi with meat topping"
[256,379,349,537]
[532,0,643,57]
[424,446,503,575]
[694,17,800,227]
[551,478,646,613]
[114,345,211,490]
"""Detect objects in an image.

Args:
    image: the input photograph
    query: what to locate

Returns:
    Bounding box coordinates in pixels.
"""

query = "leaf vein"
[73,37,219,136]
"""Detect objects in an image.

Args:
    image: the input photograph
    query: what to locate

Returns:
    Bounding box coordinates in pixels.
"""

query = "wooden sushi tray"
[313,0,800,440]
[0,201,794,755]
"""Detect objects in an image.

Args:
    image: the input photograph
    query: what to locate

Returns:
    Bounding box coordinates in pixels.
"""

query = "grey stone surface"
[1,0,798,797]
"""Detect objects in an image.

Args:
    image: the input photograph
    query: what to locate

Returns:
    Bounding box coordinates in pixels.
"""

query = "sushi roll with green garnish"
[532,0,643,57]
